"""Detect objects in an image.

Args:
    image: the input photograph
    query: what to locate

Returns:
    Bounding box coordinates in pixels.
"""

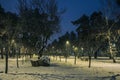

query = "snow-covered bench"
[31,56,50,67]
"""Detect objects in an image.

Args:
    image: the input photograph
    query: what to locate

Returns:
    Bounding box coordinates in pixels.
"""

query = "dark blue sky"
[0,0,101,39]
[58,0,100,33]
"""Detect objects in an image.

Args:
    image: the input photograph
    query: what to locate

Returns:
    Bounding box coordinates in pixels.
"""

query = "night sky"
[0,0,101,39]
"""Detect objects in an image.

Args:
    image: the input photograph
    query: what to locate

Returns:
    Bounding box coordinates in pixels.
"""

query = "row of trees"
[0,0,62,73]
[47,31,77,62]
[48,0,120,67]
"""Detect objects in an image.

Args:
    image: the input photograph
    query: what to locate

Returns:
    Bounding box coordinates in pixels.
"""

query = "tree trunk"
[88,48,92,68]
[65,57,67,63]
[94,51,98,59]
[16,53,19,68]
[56,55,57,60]
[16,49,20,68]
[109,55,112,59]
[74,56,77,64]
[22,55,24,65]
[59,56,61,62]
[38,47,45,59]
[5,47,8,74]
[88,55,91,68]
[37,38,47,59]
[112,57,116,63]
[111,53,116,63]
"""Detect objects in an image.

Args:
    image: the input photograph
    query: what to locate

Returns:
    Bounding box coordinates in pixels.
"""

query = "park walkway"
[0,57,120,80]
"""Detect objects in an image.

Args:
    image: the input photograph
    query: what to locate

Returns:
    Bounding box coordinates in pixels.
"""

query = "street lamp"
[15,42,19,68]
[81,47,84,51]
[72,45,75,49]
[11,39,15,44]
[73,46,78,64]
[11,39,19,68]
[3,47,5,53]
[65,40,70,62]
[11,39,16,58]
[18,33,23,58]
[112,43,116,47]
[66,40,70,52]
[66,41,70,45]
[81,47,84,56]
[65,40,70,51]
[52,46,55,60]
[74,47,78,52]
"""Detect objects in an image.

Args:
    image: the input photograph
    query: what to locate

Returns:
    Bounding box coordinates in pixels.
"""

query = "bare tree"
[17,0,64,58]
[100,0,120,63]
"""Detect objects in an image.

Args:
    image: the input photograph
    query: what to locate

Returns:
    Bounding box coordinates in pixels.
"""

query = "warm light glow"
[72,45,75,48]
[52,46,54,49]
[66,41,70,45]
[11,39,15,44]
[112,43,116,47]
[81,47,84,50]
[3,48,5,52]
[74,47,78,52]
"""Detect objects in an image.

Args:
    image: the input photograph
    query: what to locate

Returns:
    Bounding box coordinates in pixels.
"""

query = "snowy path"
[0,57,120,80]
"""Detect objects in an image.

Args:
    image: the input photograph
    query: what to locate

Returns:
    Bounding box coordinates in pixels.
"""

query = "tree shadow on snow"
[96,74,120,80]
[8,73,82,80]
[50,63,80,69]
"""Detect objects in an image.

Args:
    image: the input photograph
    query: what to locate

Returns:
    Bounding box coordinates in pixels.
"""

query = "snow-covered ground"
[0,56,120,80]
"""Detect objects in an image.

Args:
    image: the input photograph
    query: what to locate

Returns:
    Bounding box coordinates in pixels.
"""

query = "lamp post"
[66,41,69,45]
[59,50,62,62]
[52,46,55,60]
[12,39,19,68]
[15,42,19,68]
[21,46,25,64]
[74,46,78,64]
[18,33,23,58]
[81,47,84,56]
[65,40,70,62]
